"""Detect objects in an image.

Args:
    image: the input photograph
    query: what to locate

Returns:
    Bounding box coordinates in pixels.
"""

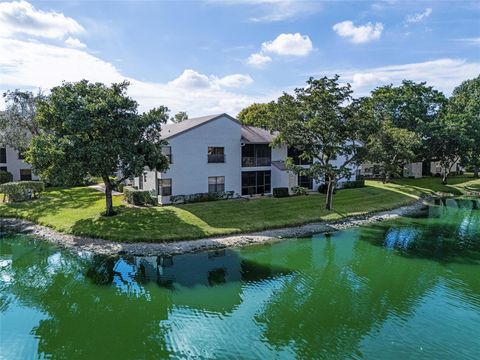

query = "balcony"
[208,154,225,163]
[241,157,271,167]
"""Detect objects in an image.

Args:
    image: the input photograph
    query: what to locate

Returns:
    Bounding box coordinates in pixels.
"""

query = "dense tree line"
[1,75,478,213]
[239,75,479,209]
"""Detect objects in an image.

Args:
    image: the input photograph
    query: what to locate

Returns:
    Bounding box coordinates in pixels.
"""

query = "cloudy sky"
[0,0,479,115]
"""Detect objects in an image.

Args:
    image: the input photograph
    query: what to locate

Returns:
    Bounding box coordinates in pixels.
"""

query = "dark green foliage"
[0,170,13,184]
[27,80,170,215]
[0,181,45,202]
[124,187,157,206]
[273,187,289,198]
[318,184,337,194]
[170,191,235,204]
[340,180,365,189]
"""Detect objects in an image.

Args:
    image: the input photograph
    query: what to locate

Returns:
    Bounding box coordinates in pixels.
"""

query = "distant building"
[0,145,38,181]
[133,113,358,204]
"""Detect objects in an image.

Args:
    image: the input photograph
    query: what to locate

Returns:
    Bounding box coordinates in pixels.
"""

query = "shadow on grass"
[69,206,214,242]
[0,187,104,221]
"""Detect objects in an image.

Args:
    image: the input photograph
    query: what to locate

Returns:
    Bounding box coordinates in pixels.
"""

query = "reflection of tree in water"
[254,226,480,359]
[363,199,480,264]
[1,237,291,359]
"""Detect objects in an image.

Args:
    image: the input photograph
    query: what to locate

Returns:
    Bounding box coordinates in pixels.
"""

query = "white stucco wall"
[158,116,242,203]
[1,146,39,181]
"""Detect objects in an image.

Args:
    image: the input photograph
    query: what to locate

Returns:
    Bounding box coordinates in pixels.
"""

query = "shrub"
[0,181,45,202]
[318,184,337,194]
[0,171,13,184]
[273,187,289,198]
[170,191,235,204]
[340,180,365,189]
[124,187,158,206]
[116,183,125,193]
[291,186,309,196]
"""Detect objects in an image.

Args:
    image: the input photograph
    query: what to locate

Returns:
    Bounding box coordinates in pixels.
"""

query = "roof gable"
[162,113,240,139]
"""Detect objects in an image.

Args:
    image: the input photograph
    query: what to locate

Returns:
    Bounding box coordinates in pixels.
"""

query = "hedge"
[0,171,13,185]
[291,186,309,196]
[340,180,365,189]
[170,191,235,204]
[273,187,289,198]
[124,187,158,206]
[0,181,45,202]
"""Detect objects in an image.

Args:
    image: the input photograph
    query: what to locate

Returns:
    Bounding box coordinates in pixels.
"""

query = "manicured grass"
[0,176,478,242]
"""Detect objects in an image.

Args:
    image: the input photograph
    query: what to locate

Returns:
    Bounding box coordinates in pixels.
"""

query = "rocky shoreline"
[0,198,430,256]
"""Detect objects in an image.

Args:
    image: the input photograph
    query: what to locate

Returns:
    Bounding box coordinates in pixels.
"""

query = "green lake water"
[1,198,479,359]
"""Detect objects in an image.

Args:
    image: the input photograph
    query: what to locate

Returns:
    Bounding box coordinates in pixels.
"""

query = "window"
[158,178,172,196]
[241,144,271,167]
[208,176,225,193]
[208,147,225,163]
[20,169,32,181]
[0,167,7,172]
[0,148,6,164]
[287,147,312,165]
[241,171,271,195]
[162,146,172,164]
[298,175,313,189]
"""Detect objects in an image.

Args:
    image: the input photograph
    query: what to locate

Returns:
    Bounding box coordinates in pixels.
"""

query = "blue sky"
[0,0,479,116]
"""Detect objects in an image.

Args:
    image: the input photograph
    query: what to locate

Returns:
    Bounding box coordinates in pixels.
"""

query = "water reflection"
[0,197,479,359]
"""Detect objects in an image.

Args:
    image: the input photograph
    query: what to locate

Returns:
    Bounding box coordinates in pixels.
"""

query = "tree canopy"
[269,76,364,210]
[27,80,170,216]
[0,90,44,150]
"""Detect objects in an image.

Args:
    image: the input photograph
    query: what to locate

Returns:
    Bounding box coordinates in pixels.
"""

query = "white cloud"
[168,69,211,89]
[247,32,312,67]
[333,21,383,44]
[64,37,86,49]
[208,0,321,22]
[0,38,266,116]
[0,0,84,39]
[405,8,432,24]
[247,52,272,67]
[214,74,253,88]
[261,33,313,56]
[327,58,480,96]
[455,37,480,45]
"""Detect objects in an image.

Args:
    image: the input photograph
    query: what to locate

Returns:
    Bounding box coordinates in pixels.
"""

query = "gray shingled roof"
[161,113,239,139]
[241,126,276,144]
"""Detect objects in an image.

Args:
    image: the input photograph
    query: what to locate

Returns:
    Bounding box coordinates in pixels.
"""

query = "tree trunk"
[442,171,448,185]
[474,166,479,178]
[325,177,335,210]
[103,176,116,216]
[382,172,390,184]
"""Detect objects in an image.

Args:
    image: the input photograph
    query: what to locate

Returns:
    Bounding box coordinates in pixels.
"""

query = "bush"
[291,186,309,196]
[124,187,157,206]
[340,180,365,189]
[318,183,337,194]
[0,171,13,184]
[170,191,235,204]
[116,183,125,193]
[273,187,289,198]
[0,181,45,202]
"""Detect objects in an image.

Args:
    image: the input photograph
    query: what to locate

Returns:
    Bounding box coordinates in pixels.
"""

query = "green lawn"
[1,176,478,242]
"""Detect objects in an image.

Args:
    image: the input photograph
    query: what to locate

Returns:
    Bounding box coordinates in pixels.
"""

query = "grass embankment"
[0,176,478,242]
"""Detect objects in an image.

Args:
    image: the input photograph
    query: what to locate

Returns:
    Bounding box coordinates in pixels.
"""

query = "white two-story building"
[133,113,358,204]
[0,145,38,181]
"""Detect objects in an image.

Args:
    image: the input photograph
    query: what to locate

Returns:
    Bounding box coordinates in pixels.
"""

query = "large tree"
[365,121,420,183]
[27,80,170,216]
[369,80,447,160]
[0,90,44,150]
[270,76,364,210]
[445,75,480,177]
[237,102,275,129]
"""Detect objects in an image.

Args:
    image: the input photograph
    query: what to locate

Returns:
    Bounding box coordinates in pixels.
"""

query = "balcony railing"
[208,154,225,163]
[242,157,271,167]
